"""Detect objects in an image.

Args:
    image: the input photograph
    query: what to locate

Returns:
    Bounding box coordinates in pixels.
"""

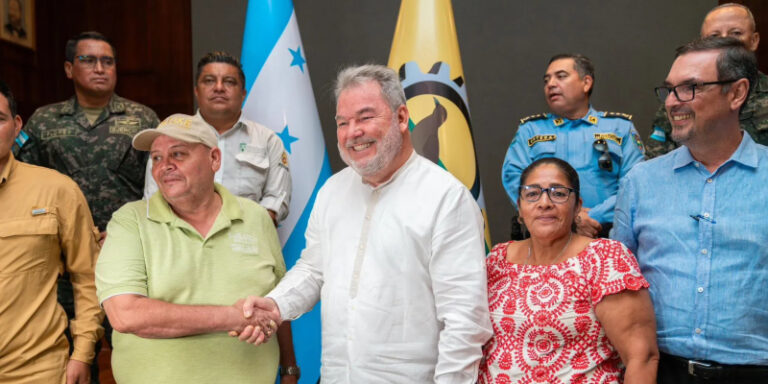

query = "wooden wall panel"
[0,0,192,122]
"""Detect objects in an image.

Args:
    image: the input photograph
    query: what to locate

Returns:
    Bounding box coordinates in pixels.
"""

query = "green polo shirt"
[96,184,285,384]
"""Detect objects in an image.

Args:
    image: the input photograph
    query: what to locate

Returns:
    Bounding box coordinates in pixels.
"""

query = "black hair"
[548,53,595,95]
[195,51,246,90]
[518,157,581,232]
[0,80,18,117]
[65,31,115,62]
[519,157,580,201]
[676,36,757,110]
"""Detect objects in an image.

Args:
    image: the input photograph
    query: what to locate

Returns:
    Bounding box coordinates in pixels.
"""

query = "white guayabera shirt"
[269,152,492,383]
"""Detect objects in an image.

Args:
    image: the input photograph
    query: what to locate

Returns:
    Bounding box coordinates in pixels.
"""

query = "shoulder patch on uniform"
[281,151,289,167]
[527,134,557,147]
[593,133,622,145]
[14,130,29,149]
[519,113,547,125]
[631,131,645,153]
[650,126,666,142]
[603,111,633,121]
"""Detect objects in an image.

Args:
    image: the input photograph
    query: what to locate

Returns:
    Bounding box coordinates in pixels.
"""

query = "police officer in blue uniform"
[502,53,645,238]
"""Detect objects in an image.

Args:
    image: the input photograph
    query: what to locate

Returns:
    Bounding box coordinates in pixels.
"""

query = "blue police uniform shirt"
[611,132,768,364]
[502,106,645,224]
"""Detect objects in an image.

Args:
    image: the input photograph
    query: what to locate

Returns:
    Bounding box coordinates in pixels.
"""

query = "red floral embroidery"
[478,239,649,384]
[503,295,517,315]
[501,316,516,333]
[573,299,590,314]
[526,329,561,360]
[615,256,630,273]
[533,310,552,326]
[574,316,592,334]
[499,350,513,370]
[624,274,642,290]
[572,352,589,370]
[532,365,551,382]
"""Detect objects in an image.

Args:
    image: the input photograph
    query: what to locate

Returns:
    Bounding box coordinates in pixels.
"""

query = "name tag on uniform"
[32,208,47,216]
[593,133,622,145]
[40,128,76,140]
[110,117,142,136]
[527,134,557,147]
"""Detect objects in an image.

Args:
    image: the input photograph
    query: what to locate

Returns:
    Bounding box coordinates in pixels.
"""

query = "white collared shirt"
[144,111,291,221]
[269,153,492,383]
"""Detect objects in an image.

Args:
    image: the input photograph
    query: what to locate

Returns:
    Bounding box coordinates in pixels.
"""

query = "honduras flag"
[241,1,329,382]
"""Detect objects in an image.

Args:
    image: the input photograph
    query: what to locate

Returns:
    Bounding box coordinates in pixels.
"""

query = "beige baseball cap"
[132,113,218,151]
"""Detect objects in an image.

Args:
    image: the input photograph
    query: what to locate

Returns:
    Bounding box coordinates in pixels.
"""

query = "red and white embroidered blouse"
[478,239,648,384]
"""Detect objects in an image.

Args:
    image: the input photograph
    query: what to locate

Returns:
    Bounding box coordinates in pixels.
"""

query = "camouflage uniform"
[646,71,768,158]
[18,96,158,370]
[18,95,160,230]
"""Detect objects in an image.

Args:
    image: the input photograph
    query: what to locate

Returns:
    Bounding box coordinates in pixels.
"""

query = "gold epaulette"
[603,111,633,121]
[519,113,547,125]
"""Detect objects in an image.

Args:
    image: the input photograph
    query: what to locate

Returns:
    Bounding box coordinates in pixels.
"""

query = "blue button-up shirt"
[611,133,768,365]
[502,107,645,224]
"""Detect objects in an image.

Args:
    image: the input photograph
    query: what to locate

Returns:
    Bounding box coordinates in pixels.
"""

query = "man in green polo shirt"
[95,113,284,384]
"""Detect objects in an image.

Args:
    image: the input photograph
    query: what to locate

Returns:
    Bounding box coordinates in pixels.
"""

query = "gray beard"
[339,122,403,178]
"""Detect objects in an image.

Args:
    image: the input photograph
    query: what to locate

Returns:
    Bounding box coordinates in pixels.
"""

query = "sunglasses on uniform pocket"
[593,139,613,172]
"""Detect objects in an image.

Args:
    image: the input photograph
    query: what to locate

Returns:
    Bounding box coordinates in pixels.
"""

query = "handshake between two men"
[101,294,281,343]
[229,296,282,345]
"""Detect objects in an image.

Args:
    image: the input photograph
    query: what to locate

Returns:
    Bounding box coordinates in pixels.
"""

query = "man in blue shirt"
[502,54,644,238]
[612,37,768,383]
[645,3,768,158]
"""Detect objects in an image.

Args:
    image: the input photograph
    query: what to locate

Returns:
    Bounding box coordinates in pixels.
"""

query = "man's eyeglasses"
[75,55,115,69]
[593,139,613,172]
[519,185,575,204]
[654,79,738,103]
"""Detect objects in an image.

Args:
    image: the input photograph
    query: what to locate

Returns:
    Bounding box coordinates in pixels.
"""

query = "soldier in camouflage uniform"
[15,31,159,383]
[646,3,768,158]
[20,95,159,229]
[18,31,159,231]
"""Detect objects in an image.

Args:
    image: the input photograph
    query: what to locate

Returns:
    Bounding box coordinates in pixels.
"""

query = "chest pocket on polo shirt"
[233,144,269,200]
[0,214,58,274]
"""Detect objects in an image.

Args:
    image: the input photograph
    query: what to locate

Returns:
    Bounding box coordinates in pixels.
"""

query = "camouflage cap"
[132,113,218,151]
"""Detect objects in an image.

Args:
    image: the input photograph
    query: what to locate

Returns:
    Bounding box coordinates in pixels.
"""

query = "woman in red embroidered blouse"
[479,158,658,384]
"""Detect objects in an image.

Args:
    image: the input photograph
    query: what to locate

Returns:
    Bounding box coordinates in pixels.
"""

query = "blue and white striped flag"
[241,1,329,382]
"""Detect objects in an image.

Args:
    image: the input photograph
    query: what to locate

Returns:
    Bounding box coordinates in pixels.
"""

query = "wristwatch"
[279,365,301,378]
